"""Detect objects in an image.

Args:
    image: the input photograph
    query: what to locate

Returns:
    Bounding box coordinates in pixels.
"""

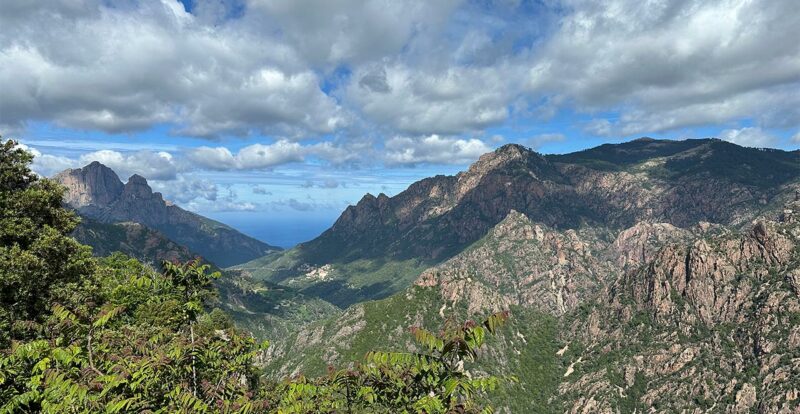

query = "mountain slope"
[55,162,280,267]
[238,138,800,306]
[263,199,800,412]
[72,219,195,265]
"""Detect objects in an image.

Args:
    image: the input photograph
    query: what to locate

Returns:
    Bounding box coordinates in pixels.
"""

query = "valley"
[42,137,800,412]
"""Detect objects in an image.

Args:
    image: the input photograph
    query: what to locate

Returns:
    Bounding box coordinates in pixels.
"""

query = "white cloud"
[384,135,491,165]
[151,176,218,204]
[235,141,306,169]
[0,0,344,138]
[791,131,800,144]
[187,140,363,170]
[719,127,777,148]
[79,150,181,180]
[4,0,800,161]
[188,141,303,169]
[528,0,800,135]
[347,63,517,135]
[247,0,460,65]
[15,143,77,177]
[185,199,258,213]
[583,119,613,137]
[301,179,340,189]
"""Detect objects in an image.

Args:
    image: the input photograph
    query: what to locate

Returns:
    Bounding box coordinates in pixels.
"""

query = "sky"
[2,0,800,247]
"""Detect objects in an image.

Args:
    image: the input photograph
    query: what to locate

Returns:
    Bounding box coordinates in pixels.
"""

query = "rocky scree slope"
[55,161,279,267]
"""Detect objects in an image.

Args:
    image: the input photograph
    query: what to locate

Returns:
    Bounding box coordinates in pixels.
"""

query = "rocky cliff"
[55,162,280,267]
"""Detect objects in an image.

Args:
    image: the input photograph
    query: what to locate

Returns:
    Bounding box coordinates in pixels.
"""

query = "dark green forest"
[0,139,511,413]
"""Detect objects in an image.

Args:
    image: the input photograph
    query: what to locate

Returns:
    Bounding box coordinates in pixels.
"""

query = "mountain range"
[56,138,800,412]
[236,138,800,306]
[239,138,800,412]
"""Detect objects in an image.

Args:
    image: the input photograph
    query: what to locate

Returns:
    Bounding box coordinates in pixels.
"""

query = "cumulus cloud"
[188,141,302,170]
[719,127,777,148]
[79,150,181,180]
[15,143,77,177]
[792,131,800,144]
[527,0,800,135]
[301,179,340,189]
[151,176,218,204]
[185,199,258,212]
[187,140,362,170]
[347,63,517,135]
[285,198,313,211]
[0,0,344,138]
[247,0,460,65]
[264,198,315,211]
[4,0,800,164]
[384,135,491,165]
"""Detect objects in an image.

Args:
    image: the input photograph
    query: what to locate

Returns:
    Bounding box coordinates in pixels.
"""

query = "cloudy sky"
[2,0,800,246]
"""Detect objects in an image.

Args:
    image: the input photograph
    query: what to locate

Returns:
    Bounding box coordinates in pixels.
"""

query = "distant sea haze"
[204,211,338,249]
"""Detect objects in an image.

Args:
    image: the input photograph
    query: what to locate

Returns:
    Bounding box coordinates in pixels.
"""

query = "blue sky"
[2,0,799,247]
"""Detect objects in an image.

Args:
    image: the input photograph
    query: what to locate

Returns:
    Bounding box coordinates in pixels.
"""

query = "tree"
[0,254,272,413]
[162,259,221,398]
[275,312,513,414]
[0,138,95,347]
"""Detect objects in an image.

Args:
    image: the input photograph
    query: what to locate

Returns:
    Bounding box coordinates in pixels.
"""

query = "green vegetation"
[235,250,429,308]
[0,138,513,413]
[551,138,800,188]
[0,139,95,348]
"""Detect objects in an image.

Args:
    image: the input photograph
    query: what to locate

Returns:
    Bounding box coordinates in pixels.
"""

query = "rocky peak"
[332,192,393,232]
[54,161,124,208]
[467,144,534,174]
[453,143,558,201]
[122,174,157,200]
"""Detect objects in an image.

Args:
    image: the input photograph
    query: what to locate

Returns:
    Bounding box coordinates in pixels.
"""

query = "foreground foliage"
[0,139,511,413]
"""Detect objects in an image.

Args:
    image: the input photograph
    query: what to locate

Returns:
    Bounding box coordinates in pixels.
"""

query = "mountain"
[55,161,280,267]
[237,138,800,307]
[234,138,800,410]
[263,197,800,412]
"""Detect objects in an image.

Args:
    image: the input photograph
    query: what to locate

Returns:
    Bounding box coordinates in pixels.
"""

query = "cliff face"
[55,161,124,208]
[55,162,279,267]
